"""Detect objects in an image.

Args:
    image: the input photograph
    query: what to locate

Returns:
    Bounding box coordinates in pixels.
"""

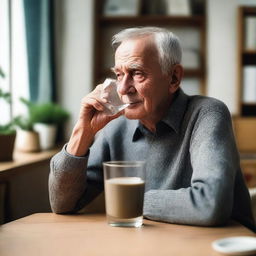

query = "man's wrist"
[66,121,94,156]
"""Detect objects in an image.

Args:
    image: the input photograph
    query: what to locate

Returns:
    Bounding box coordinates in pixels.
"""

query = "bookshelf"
[234,6,256,188]
[237,7,256,116]
[234,7,256,152]
[93,0,207,96]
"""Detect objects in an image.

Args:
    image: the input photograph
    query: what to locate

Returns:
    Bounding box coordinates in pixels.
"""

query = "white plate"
[212,236,256,255]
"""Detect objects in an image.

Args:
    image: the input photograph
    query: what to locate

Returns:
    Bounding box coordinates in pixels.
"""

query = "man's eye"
[132,71,145,80]
[115,73,123,81]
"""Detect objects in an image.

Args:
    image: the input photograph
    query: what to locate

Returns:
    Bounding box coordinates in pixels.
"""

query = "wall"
[54,0,94,137]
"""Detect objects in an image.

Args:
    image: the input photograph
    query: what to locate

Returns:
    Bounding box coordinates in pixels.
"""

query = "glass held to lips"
[100,78,130,115]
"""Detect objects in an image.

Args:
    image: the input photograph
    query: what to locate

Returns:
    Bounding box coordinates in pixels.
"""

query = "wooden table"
[0,213,255,256]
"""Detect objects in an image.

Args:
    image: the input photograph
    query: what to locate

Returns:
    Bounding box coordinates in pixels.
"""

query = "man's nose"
[117,75,135,95]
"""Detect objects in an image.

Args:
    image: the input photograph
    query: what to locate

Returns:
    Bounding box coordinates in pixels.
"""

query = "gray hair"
[112,27,182,75]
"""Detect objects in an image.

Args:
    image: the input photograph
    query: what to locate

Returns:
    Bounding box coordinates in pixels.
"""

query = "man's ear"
[169,64,183,93]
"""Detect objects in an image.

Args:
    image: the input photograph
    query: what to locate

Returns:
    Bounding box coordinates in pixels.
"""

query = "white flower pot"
[15,129,40,152]
[33,123,57,150]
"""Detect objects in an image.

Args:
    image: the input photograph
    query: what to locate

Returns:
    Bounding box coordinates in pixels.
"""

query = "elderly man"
[49,27,255,231]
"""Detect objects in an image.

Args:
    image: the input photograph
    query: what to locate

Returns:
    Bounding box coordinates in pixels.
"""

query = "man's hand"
[78,84,122,135]
[67,84,122,156]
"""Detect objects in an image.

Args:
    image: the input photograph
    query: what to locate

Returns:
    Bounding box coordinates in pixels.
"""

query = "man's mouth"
[127,101,141,108]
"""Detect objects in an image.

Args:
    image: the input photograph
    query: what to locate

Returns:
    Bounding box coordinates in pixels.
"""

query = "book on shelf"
[165,0,191,16]
[103,0,141,16]
[143,0,166,15]
[243,66,256,103]
[244,16,256,51]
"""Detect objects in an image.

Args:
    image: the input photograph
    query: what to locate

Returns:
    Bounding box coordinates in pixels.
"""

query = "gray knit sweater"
[49,90,255,231]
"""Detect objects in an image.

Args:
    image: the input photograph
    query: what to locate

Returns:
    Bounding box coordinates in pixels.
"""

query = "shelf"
[241,104,256,116]
[242,103,256,106]
[242,52,256,65]
[238,7,256,116]
[0,146,61,173]
[99,15,205,27]
[242,7,256,15]
[243,50,256,54]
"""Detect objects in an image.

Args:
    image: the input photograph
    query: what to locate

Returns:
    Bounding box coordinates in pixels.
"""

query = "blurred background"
[0,0,256,223]
[0,0,255,135]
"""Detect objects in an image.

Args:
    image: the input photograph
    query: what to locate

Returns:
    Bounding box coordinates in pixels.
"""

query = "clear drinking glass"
[103,161,146,227]
[101,78,130,115]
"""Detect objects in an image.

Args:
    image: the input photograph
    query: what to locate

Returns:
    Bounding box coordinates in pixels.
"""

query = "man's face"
[113,36,175,124]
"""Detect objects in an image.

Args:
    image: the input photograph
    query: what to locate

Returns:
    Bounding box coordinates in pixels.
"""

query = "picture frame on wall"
[103,0,141,17]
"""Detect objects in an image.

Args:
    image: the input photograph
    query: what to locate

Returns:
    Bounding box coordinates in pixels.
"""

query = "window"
[0,0,54,127]
[11,0,30,117]
[0,0,11,125]
[0,0,29,125]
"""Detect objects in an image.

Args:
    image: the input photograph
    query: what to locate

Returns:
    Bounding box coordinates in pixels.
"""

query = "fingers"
[101,92,110,101]
[107,109,124,121]
[82,96,107,112]
[79,83,124,127]
[81,84,107,112]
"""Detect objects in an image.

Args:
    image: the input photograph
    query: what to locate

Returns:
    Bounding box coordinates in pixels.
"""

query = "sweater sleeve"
[49,131,110,214]
[143,106,239,226]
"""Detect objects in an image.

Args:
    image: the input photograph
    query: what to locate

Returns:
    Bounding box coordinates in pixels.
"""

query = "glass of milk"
[103,161,146,227]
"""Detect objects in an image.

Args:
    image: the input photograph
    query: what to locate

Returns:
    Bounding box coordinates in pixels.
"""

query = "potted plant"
[13,115,40,152]
[0,68,16,161]
[22,99,70,150]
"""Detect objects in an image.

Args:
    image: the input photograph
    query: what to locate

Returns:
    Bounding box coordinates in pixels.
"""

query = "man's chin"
[123,109,144,120]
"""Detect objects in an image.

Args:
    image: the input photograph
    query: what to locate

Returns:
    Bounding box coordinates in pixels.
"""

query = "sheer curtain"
[0,0,29,122]
[0,0,12,124]
[0,0,55,126]
[12,0,30,117]
[23,0,55,103]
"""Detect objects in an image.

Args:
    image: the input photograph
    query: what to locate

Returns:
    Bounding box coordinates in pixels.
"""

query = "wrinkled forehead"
[114,36,159,66]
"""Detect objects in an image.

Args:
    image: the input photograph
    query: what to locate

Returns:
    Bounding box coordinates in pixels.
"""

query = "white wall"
[207,0,256,114]
[55,0,94,138]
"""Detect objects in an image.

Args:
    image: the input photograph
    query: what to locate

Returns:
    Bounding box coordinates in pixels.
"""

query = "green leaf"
[0,88,11,103]
[0,66,5,78]
[29,102,70,125]
[0,123,15,135]
[19,98,70,125]
[13,116,34,131]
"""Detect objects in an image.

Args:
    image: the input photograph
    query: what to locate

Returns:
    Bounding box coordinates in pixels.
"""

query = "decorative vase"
[15,129,40,152]
[33,123,57,150]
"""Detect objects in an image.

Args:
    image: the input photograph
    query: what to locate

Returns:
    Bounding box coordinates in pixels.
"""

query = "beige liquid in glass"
[105,177,145,219]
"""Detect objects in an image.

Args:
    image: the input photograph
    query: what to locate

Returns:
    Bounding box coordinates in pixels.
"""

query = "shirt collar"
[161,89,188,134]
[131,89,189,141]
